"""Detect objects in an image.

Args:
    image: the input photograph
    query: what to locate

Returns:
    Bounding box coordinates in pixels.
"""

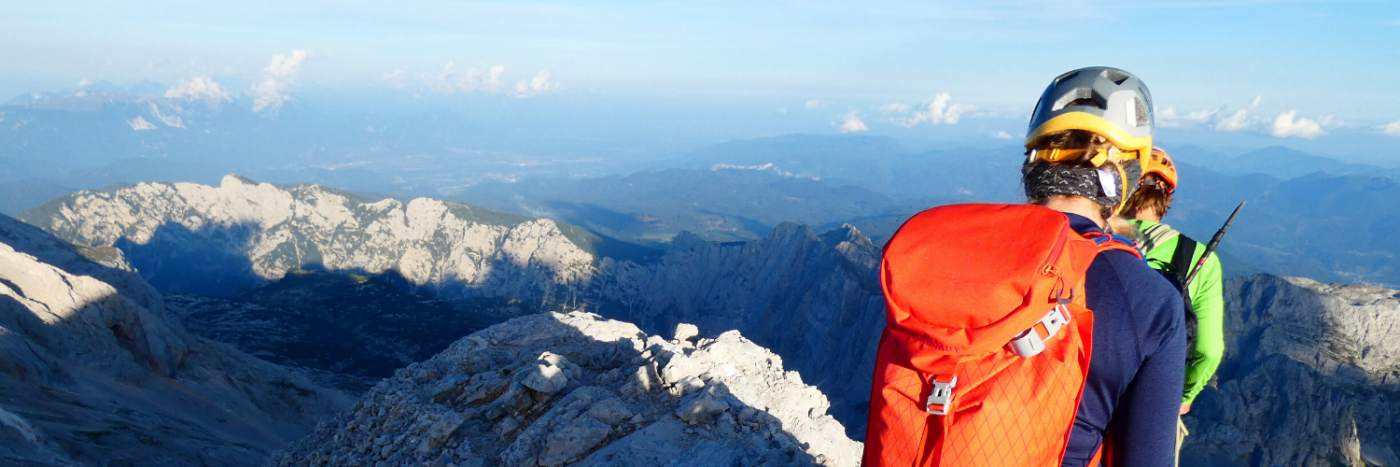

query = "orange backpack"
[863,204,1139,467]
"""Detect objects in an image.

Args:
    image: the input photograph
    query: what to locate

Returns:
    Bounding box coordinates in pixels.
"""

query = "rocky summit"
[24,176,887,436]
[0,214,349,467]
[1185,275,1400,467]
[267,312,862,467]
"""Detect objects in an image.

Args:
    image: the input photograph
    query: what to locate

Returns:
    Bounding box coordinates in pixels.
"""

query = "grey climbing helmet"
[1024,67,1155,163]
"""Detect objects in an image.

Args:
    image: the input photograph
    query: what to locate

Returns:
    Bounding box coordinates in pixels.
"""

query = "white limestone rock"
[267,312,863,467]
[0,214,349,467]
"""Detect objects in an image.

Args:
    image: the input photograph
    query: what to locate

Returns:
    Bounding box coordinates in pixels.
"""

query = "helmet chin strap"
[1110,163,1129,217]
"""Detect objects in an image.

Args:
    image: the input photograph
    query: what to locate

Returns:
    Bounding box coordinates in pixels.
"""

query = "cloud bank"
[1270,110,1326,138]
[512,71,556,97]
[1214,96,1261,132]
[249,49,310,112]
[1383,121,1400,136]
[165,77,231,103]
[425,62,505,94]
[882,93,974,127]
[840,112,868,133]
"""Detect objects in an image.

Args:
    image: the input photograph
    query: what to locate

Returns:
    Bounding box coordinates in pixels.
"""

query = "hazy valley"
[4,88,1400,467]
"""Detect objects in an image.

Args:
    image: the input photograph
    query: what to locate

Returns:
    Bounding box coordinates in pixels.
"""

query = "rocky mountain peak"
[0,213,348,467]
[268,311,862,467]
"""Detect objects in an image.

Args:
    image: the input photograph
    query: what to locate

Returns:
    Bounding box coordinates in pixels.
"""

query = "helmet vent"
[1134,98,1149,127]
[1053,71,1080,87]
[1102,69,1131,85]
[1053,88,1105,111]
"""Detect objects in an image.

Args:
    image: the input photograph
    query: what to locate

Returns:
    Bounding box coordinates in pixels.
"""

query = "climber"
[864,67,1186,467]
[1120,147,1226,465]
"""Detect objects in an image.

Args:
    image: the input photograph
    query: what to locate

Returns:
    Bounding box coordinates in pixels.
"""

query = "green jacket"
[1129,219,1225,405]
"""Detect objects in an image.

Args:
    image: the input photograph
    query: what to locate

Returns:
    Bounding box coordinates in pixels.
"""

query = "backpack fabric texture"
[863,203,1140,467]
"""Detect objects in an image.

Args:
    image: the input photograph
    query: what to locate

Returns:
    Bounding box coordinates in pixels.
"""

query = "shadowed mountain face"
[165,270,536,392]
[1184,275,1400,467]
[0,213,349,467]
[22,176,888,438]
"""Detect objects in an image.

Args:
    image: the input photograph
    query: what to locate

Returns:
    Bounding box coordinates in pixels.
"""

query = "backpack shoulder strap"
[1170,234,1199,286]
[1083,231,1144,260]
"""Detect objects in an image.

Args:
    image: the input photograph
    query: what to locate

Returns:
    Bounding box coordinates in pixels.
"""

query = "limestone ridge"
[267,312,863,467]
[0,213,350,467]
[21,174,597,299]
[24,175,887,436]
[593,223,884,436]
[1183,275,1400,467]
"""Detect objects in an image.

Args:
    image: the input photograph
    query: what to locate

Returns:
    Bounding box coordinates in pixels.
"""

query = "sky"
[3,0,1400,160]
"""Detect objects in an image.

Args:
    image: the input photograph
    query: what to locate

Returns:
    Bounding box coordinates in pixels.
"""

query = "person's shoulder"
[1093,247,1183,321]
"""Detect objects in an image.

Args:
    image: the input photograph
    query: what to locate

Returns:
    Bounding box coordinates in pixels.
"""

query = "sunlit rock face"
[25,177,888,436]
[23,174,596,299]
[0,214,349,467]
[1184,275,1400,467]
[266,312,863,467]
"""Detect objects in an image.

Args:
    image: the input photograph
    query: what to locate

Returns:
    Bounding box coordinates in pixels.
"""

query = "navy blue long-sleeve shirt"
[1061,213,1187,467]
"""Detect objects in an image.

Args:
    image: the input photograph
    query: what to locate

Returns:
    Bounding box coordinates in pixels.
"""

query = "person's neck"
[1133,209,1163,223]
[1041,196,1106,228]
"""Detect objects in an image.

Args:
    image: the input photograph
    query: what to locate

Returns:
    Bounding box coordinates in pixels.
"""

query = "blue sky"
[4,0,1399,158]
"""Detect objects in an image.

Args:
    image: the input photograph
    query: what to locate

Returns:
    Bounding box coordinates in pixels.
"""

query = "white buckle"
[926,376,957,415]
[1008,305,1071,357]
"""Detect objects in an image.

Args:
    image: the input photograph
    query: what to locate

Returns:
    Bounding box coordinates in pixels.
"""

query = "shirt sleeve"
[1109,279,1187,467]
[1183,251,1226,404]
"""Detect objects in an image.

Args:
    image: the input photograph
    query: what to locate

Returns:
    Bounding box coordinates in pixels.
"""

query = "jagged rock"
[1183,275,1400,467]
[674,323,700,342]
[266,312,862,467]
[0,214,349,467]
[676,386,732,424]
[26,180,886,435]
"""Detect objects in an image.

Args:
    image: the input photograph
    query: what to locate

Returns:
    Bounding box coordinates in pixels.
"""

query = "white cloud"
[1270,110,1326,139]
[1157,106,1219,128]
[888,93,975,127]
[991,130,1013,140]
[76,79,91,87]
[265,50,309,77]
[840,112,868,133]
[1214,96,1261,132]
[512,70,558,97]
[164,77,231,103]
[127,116,157,130]
[249,49,311,112]
[879,103,910,113]
[1383,121,1400,136]
[1214,109,1252,131]
[805,100,825,109]
[424,62,506,95]
[381,69,407,89]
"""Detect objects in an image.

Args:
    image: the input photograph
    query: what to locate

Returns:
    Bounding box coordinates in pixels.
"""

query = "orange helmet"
[1141,147,1178,193]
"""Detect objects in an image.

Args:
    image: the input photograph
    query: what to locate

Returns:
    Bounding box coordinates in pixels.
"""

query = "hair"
[1024,130,1122,219]
[1121,173,1174,218]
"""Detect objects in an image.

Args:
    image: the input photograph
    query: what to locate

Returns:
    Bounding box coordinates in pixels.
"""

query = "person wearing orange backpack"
[864,67,1186,467]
